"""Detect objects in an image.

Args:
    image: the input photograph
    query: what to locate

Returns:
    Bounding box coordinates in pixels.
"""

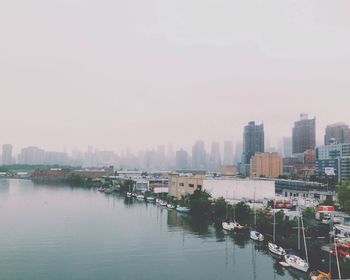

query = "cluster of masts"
[221,199,341,280]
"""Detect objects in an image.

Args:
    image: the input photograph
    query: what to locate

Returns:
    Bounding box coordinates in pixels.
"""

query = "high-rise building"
[282,137,293,157]
[192,140,207,170]
[242,121,264,164]
[223,141,234,166]
[324,123,350,145]
[18,146,45,165]
[209,142,222,172]
[316,142,350,182]
[250,152,283,178]
[2,144,13,165]
[292,114,316,154]
[234,142,243,164]
[175,149,189,170]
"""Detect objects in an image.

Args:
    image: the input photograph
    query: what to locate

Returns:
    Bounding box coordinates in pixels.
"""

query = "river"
[0,179,308,280]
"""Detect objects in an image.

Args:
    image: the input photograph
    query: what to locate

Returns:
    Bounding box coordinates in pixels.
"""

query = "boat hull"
[250,230,264,241]
[268,242,286,256]
[284,255,309,272]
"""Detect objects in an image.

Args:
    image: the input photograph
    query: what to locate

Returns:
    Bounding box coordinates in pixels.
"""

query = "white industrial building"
[203,178,275,201]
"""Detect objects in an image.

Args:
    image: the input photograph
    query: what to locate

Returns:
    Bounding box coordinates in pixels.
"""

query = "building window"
[179,183,185,187]
[197,184,202,190]
[189,184,194,188]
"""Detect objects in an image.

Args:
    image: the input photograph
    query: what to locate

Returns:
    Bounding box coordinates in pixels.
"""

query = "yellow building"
[168,173,205,199]
[250,152,283,178]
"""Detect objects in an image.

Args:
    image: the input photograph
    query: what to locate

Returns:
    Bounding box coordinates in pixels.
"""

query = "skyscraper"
[192,140,206,170]
[324,123,350,145]
[292,114,316,154]
[282,137,293,157]
[2,144,13,165]
[223,141,234,165]
[175,149,189,170]
[209,142,222,172]
[242,121,264,164]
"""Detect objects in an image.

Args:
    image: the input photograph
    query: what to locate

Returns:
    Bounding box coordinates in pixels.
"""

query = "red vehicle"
[273,201,292,209]
[330,243,350,260]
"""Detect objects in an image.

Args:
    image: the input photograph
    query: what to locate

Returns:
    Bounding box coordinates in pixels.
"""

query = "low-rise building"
[250,152,283,178]
[168,172,205,199]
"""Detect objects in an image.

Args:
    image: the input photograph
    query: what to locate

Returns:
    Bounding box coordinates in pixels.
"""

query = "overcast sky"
[1,0,350,154]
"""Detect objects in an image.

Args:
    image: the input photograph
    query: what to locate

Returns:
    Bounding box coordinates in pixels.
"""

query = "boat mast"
[333,215,342,280]
[297,213,301,250]
[253,189,256,226]
[273,199,276,243]
[300,211,309,264]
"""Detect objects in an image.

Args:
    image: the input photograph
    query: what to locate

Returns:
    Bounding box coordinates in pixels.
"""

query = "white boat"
[97,187,105,192]
[250,230,264,241]
[268,241,286,256]
[167,204,175,209]
[284,254,309,272]
[159,200,167,207]
[126,192,132,197]
[176,206,190,213]
[146,197,155,202]
[155,198,161,204]
[136,195,145,200]
[230,221,245,231]
[268,200,286,256]
[250,191,264,242]
[222,222,234,232]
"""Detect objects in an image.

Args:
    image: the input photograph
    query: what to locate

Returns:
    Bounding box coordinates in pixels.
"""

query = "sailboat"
[284,211,309,272]
[222,194,234,232]
[250,190,264,242]
[230,191,245,232]
[268,200,286,256]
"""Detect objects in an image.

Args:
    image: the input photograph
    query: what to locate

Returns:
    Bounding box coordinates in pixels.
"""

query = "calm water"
[0,179,306,280]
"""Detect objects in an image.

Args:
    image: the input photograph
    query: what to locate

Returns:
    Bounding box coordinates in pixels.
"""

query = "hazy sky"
[1,1,350,154]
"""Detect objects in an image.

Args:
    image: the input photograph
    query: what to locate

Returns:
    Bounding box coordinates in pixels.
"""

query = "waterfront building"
[325,123,350,145]
[203,178,275,201]
[192,140,207,170]
[250,152,283,178]
[2,144,13,165]
[168,172,205,199]
[275,179,335,202]
[223,141,234,166]
[316,142,350,182]
[292,114,316,154]
[175,149,189,170]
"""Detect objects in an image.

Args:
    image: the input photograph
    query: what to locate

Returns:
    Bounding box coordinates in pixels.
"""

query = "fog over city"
[1,1,350,155]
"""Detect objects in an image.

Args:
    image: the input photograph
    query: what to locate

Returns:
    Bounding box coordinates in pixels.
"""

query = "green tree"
[337,181,350,211]
[234,202,251,224]
[189,189,212,217]
[214,197,227,219]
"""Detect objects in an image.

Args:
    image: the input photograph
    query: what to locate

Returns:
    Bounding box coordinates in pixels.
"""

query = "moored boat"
[97,187,105,192]
[222,222,234,232]
[284,254,309,272]
[167,204,175,209]
[176,206,190,213]
[309,271,331,280]
[268,241,286,256]
[250,230,264,242]
[126,192,132,197]
[146,197,155,202]
[136,194,145,200]
[159,200,167,207]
